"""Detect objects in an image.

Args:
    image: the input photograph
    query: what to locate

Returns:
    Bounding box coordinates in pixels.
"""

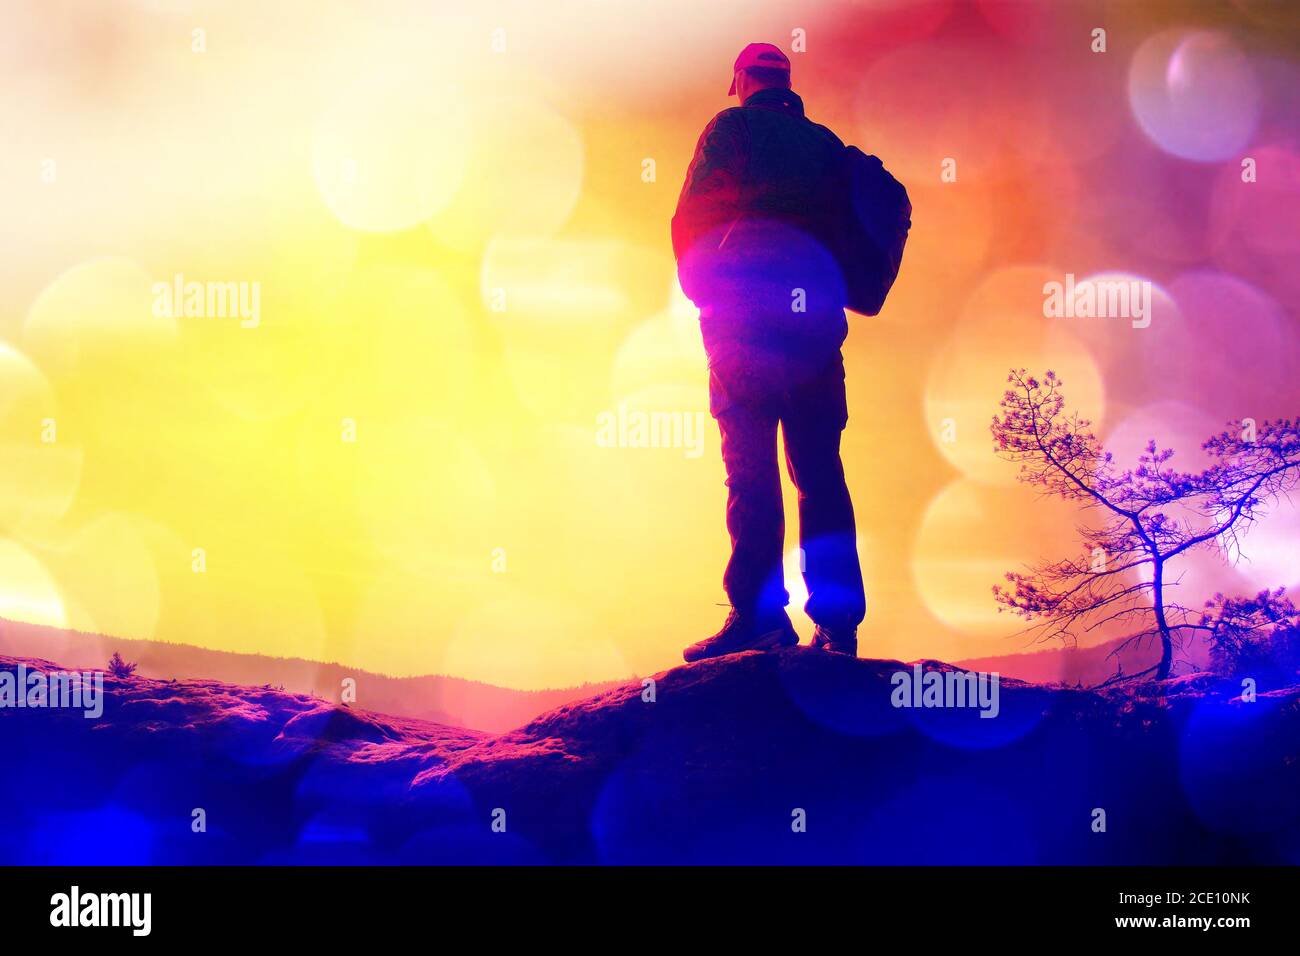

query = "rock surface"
[2,650,1297,864]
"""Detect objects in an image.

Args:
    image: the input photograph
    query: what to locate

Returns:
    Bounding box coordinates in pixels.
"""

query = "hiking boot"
[811,624,858,656]
[683,609,799,663]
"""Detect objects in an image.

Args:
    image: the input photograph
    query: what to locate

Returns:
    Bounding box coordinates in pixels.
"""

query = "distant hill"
[0,617,1218,734]
[0,618,624,733]
[955,632,1211,686]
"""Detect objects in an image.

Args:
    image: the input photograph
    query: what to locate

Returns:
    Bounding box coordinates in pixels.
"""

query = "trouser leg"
[713,396,788,619]
[781,356,865,630]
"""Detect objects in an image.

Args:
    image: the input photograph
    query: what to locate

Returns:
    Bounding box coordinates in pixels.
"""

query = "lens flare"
[782,538,871,634]
[1128,30,1260,162]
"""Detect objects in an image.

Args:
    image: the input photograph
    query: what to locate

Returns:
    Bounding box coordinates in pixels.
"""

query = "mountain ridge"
[0,617,623,733]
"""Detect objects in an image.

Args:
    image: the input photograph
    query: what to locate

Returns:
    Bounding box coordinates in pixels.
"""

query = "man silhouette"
[673,42,866,662]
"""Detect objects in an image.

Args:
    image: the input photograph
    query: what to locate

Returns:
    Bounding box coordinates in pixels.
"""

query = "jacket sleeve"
[671,111,748,300]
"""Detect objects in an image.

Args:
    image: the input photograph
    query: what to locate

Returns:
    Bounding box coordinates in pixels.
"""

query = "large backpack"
[823,145,911,316]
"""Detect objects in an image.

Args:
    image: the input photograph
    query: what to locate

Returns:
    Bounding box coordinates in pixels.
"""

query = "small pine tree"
[990,369,1300,680]
[107,651,137,679]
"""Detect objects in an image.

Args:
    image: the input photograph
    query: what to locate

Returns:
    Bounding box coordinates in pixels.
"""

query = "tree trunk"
[1151,559,1173,680]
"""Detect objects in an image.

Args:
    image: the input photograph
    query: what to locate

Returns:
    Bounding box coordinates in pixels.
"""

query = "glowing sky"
[1,0,1298,687]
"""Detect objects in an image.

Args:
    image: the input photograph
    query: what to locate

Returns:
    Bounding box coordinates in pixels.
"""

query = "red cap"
[728,42,791,96]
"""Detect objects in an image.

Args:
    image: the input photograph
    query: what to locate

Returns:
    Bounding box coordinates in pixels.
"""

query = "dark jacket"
[672,88,847,366]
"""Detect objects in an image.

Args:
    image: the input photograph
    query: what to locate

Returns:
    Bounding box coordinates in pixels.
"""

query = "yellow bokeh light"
[0,343,81,533]
[23,257,175,380]
[925,265,1107,486]
[911,478,1089,657]
[312,70,471,233]
[0,539,66,629]
[427,96,584,250]
[610,312,707,399]
[36,513,163,642]
[483,237,664,421]
[482,237,636,322]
